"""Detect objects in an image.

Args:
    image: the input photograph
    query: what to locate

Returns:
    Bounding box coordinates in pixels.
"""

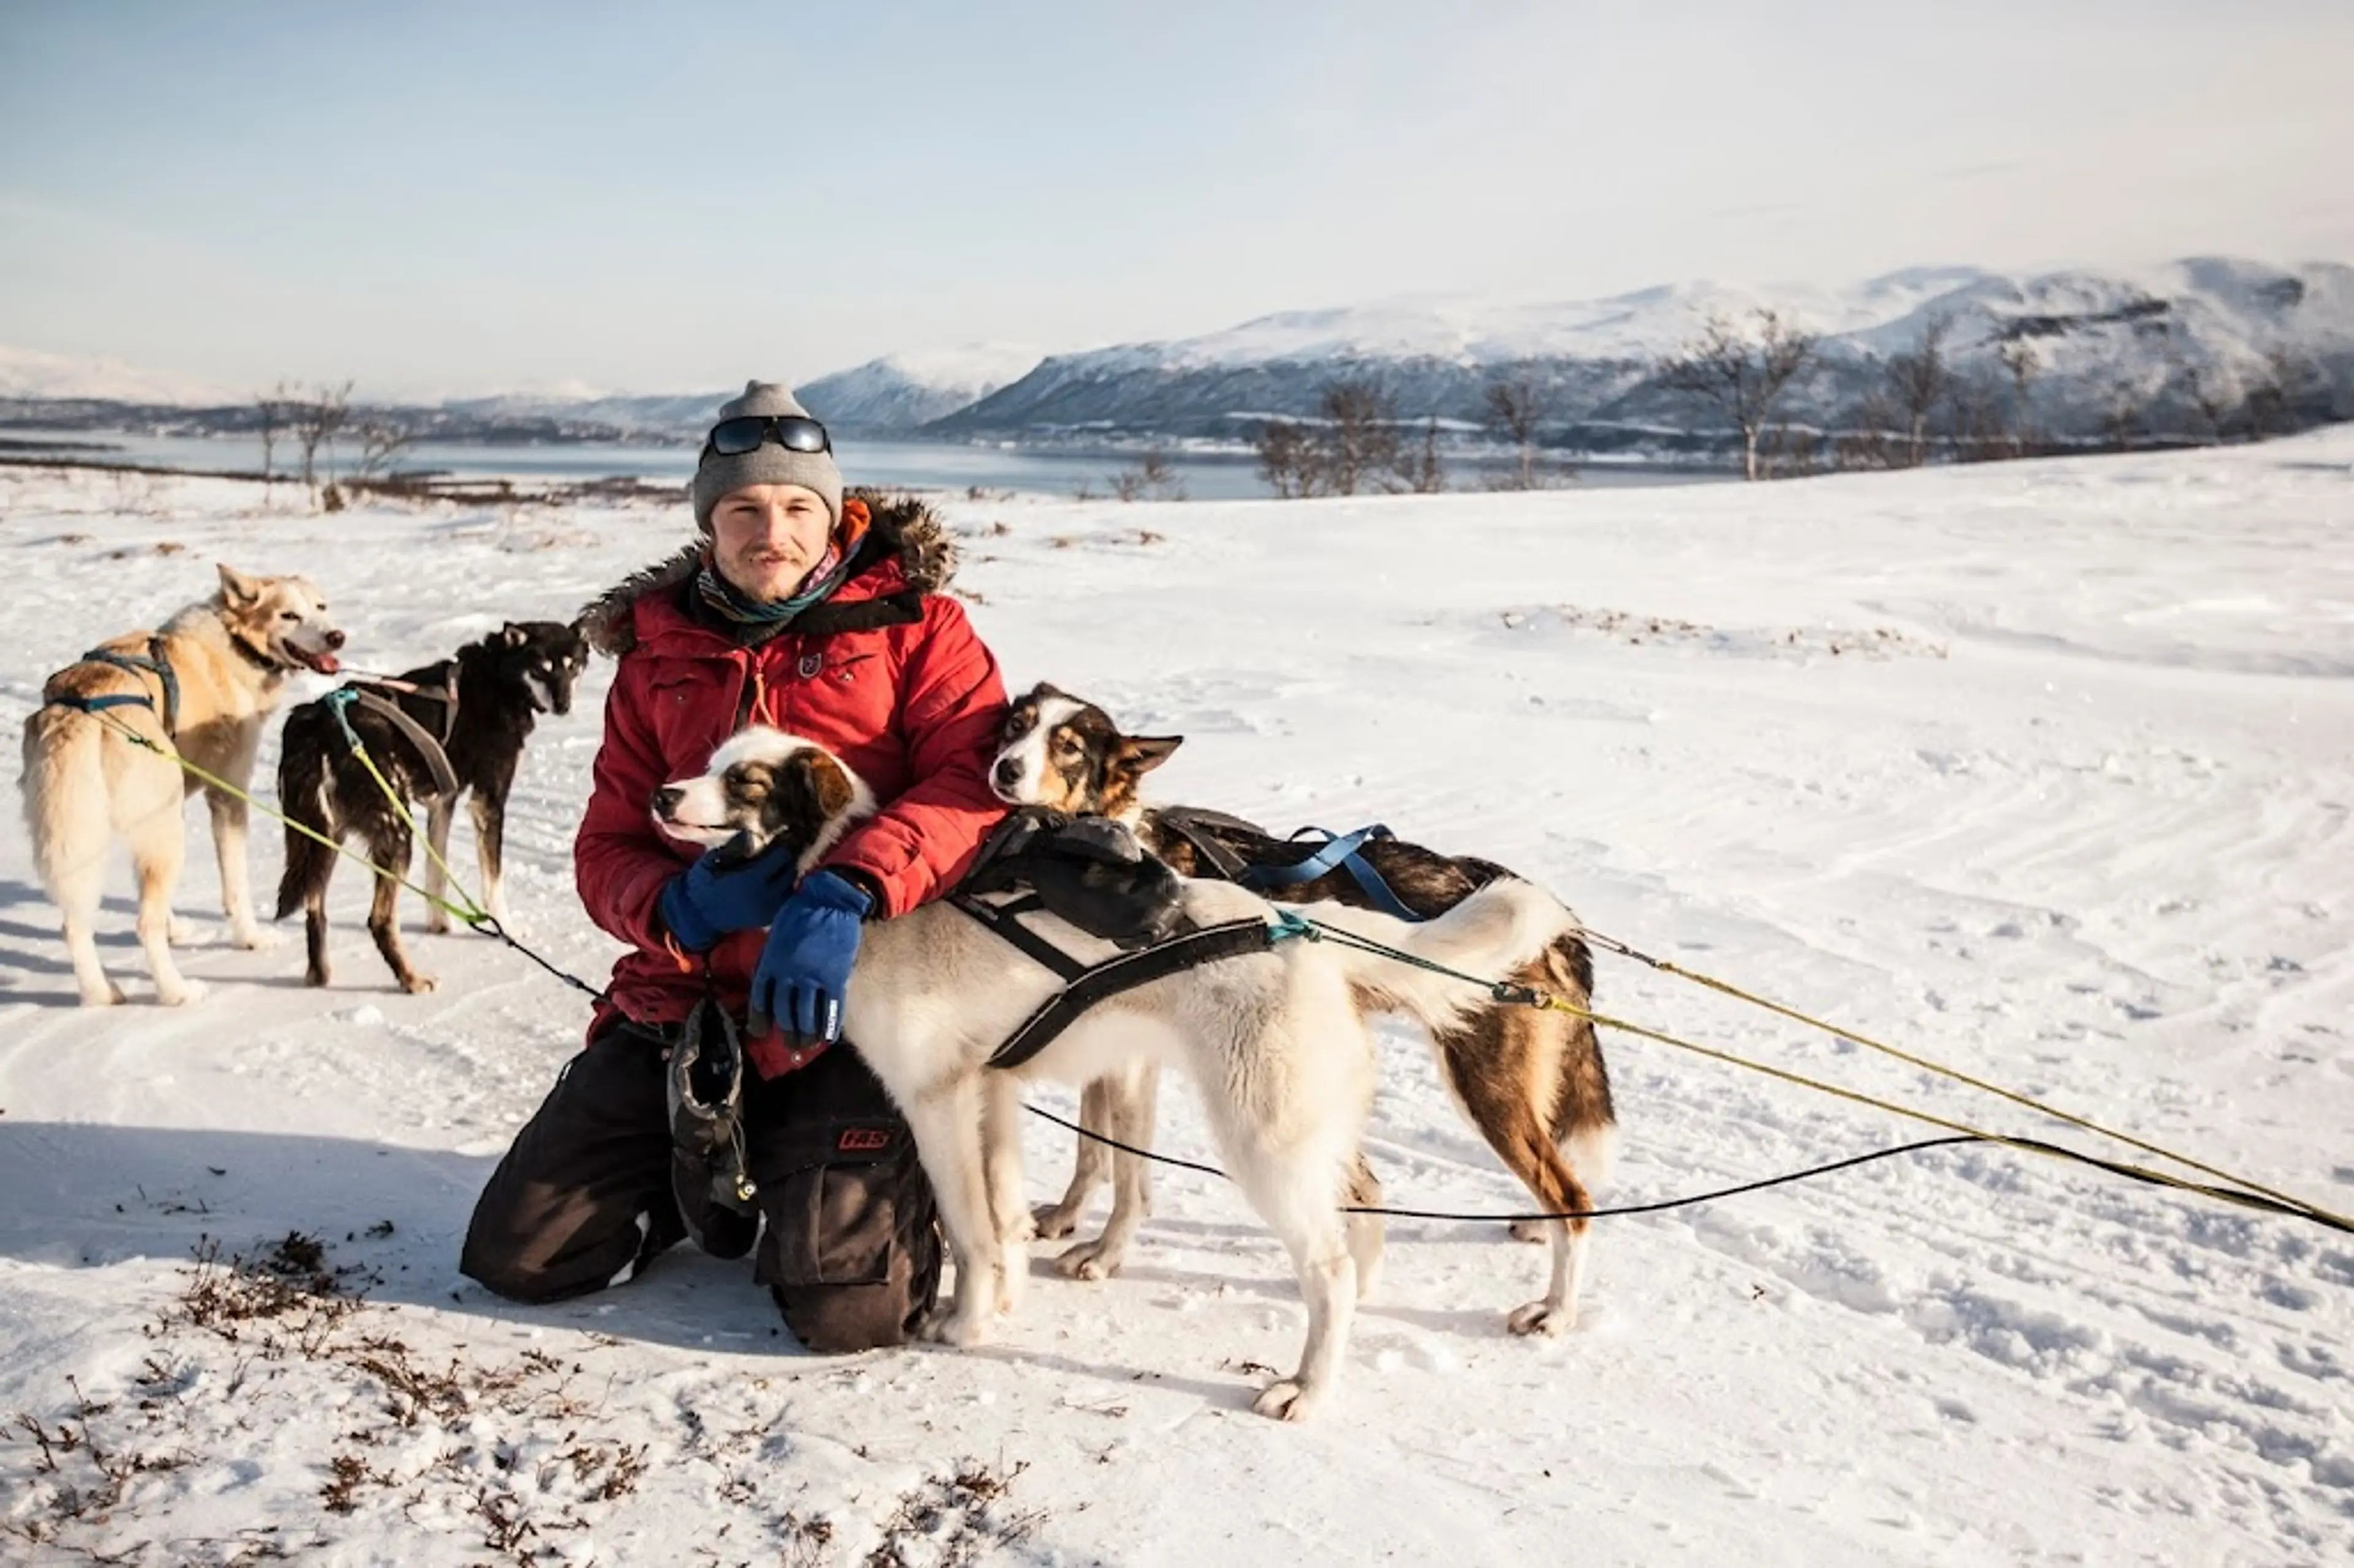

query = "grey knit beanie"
[691,381,844,531]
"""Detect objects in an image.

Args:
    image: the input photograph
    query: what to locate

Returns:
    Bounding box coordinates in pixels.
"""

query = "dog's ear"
[499,623,527,648]
[798,750,858,823]
[1115,735,1183,778]
[216,563,261,607]
[1030,680,1066,701]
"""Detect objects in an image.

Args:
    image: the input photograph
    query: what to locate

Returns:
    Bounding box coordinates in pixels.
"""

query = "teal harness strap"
[51,639,181,736]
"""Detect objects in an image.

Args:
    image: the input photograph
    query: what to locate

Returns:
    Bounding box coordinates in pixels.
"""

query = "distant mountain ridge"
[4,260,2347,452]
[930,258,2354,444]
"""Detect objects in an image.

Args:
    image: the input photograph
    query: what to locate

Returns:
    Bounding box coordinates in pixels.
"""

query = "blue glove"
[747,870,872,1044]
[657,840,799,954]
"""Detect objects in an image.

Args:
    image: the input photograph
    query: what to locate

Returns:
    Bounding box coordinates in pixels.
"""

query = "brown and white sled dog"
[989,682,1617,1337]
[653,726,1577,1421]
[21,565,345,1005]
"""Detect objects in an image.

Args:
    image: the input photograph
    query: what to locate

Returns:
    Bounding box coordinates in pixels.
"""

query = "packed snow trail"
[2,435,2350,1562]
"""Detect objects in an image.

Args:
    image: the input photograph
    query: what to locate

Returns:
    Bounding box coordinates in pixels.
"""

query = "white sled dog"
[652,725,1578,1421]
[23,565,345,1005]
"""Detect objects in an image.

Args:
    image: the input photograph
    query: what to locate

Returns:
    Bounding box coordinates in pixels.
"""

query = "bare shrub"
[1254,419,1319,498]
[1997,339,2040,455]
[1317,378,1401,496]
[1483,371,1547,489]
[1656,309,1817,480]
[1110,449,1186,503]
[1883,313,1953,467]
[1395,417,1447,493]
[288,381,355,508]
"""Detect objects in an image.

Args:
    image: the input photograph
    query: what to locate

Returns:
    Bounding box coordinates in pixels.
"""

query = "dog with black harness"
[648,725,1579,1420]
[273,620,588,992]
[989,680,1618,1338]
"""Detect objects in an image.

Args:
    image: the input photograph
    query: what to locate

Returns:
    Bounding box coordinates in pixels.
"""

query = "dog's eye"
[278,611,299,622]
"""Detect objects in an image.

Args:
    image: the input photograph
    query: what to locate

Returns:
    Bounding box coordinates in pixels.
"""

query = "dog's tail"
[273,718,338,921]
[1309,877,1579,1038]
[20,706,113,899]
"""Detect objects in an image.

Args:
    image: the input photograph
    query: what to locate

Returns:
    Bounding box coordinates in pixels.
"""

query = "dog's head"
[490,620,591,717]
[216,563,344,674]
[650,728,877,872]
[989,682,1181,823]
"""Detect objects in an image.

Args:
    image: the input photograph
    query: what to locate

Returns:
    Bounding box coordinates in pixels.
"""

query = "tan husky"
[22,565,345,1005]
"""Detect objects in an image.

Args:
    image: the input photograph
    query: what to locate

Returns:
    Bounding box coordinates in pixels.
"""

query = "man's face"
[710,484,834,602]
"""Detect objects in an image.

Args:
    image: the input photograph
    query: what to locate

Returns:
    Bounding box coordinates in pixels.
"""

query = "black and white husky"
[990,682,1617,1338]
[652,725,1578,1421]
[273,620,588,992]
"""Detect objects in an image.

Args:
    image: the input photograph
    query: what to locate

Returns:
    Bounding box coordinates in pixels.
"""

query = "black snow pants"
[460,1018,942,1353]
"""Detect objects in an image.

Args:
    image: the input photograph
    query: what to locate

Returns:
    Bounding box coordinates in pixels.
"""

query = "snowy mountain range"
[4,260,2348,451]
[931,258,2354,444]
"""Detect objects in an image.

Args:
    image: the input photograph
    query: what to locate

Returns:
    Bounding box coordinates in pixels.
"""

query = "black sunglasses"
[704,414,832,459]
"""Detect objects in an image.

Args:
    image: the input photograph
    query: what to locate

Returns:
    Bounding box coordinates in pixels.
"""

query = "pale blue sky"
[4,0,2348,398]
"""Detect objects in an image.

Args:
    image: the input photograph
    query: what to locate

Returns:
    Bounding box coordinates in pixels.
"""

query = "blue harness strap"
[1235,824,1423,923]
[51,640,181,737]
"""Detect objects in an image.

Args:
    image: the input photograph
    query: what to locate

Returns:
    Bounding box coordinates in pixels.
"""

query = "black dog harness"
[48,639,183,737]
[952,889,1281,1071]
[948,809,1290,1072]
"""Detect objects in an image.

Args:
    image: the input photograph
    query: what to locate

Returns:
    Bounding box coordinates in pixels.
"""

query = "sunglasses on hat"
[704,414,832,459]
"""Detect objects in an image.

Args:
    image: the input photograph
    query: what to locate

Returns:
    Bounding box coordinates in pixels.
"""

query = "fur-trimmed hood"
[577,490,959,658]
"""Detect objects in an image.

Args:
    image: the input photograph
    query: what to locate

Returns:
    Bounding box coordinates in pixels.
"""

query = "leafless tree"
[2178,360,2240,443]
[254,380,294,487]
[1317,378,1400,496]
[1943,372,2008,463]
[350,415,416,482]
[288,379,356,506]
[1656,309,1818,481]
[1996,339,2040,455]
[2100,384,2145,452]
[2241,346,2317,440]
[1883,314,1953,467]
[1483,372,1547,489]
[1255,420,1319,499]
[1395,417,1447,493]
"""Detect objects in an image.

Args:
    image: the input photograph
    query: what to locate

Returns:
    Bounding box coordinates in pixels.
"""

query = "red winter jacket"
[573,496,1008,1038]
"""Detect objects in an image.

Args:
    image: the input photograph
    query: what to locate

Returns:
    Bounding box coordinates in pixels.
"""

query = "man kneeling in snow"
[460,382,1007,1350]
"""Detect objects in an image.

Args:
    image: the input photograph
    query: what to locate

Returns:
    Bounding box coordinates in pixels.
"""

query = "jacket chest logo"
[797,652,823,680]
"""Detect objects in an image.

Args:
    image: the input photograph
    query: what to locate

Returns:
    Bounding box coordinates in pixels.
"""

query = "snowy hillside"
[933,258,2354,444]
[796,344,1043,433]
[2,436,2352,1562]
[0,345,230,406]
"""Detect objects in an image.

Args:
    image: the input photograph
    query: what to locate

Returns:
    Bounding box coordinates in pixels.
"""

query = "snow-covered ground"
[2,433,2350,1564]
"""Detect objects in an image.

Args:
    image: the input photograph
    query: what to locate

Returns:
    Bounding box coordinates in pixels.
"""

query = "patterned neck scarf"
[695,538,856,631]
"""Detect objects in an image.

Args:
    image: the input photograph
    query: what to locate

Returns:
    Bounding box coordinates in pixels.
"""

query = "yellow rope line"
[1580,929,2347,1228]
[1541,994,2352,1229]
[78,707,486,929]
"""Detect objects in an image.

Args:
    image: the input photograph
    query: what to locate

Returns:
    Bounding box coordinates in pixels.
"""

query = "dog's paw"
[78,981,128,1008]
[1507,1300,1577,1338]
[232,926,283,953]
[1251,1379,1324,1423]
[917,1308,992,1349]
[167,916,199,947]
[1054,1238,1127,1282]
[400,973,441,995]
[424,912,451,936]
[1030,1201,1083,1241]
[1507,1219,1550,1244]
[156,978,208,1007]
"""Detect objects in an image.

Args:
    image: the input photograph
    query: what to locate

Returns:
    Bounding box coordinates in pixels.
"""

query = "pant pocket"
[763,1160,897,1287]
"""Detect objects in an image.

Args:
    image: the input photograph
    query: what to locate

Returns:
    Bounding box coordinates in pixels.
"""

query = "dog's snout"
[324,628,347,650]
[651,785,684,816]
[992,756,1023,789]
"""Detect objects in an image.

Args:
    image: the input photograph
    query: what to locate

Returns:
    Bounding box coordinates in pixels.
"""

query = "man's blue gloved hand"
[747,869,872,1044]
[657,839,799,954]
